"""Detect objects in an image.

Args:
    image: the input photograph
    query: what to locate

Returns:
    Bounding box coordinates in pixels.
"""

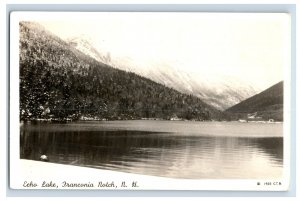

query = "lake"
[20,120,283,179]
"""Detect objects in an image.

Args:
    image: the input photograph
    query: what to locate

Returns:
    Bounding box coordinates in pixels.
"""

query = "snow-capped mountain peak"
[66,35,260,110]
[67,36,111,64]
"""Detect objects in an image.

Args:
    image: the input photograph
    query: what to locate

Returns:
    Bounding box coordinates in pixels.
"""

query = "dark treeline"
[19,21,227,121]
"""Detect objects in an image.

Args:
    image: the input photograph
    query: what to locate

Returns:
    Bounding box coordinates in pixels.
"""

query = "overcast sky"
[39,12,290,90]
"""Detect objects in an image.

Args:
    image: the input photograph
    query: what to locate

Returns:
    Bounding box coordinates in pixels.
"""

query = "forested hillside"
[19,22,225,121]
[226,81,283,121]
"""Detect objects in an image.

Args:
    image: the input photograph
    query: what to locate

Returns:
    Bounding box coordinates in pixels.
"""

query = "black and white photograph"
[9,12,291,190]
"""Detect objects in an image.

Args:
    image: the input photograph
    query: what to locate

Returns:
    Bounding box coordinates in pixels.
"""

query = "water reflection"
[20,122,283,179]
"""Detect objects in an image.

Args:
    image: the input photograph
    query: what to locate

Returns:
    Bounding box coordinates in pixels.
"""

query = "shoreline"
[20,119,283,138]
[20,119,284,123]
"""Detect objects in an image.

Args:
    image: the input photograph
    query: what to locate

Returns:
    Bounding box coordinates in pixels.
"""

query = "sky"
[39,12,290,90]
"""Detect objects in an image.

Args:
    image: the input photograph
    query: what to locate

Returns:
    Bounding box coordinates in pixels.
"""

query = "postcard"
[9,11,291,190]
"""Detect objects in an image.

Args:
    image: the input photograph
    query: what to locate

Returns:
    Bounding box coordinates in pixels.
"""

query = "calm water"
[20,120,283,179]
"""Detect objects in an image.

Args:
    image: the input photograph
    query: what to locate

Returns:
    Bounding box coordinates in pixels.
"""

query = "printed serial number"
[263,182,282,185]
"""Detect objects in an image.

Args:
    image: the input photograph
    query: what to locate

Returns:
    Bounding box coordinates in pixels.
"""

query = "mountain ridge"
[19,21,226,121]
[66,36,260,110]
[226,81,283,121]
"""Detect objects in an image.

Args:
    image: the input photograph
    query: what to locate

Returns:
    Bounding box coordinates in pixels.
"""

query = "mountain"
[67,36,259,110]
[66,36,112,65]
[19,21,226,121]
[226,81,283,121]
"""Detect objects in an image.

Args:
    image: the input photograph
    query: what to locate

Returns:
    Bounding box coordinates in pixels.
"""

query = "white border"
[9,11,291,191]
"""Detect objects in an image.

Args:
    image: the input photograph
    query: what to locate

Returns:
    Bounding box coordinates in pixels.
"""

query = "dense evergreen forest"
[19,22,226,121]
[226,81,283,121]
